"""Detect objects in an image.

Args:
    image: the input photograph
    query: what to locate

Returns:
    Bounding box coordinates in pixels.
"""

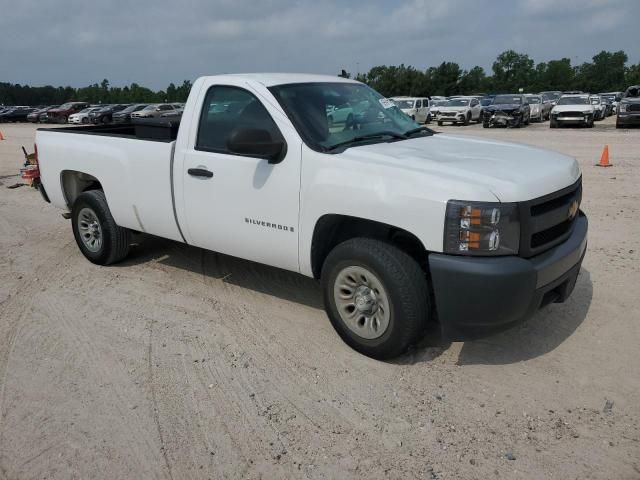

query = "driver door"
[177,83,302,272]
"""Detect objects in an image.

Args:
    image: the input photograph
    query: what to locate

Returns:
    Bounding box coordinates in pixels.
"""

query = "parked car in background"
[524,94,550,122]
[68,107,103,124]
[88,104,129,124]
[28,106,53,123]
[550,95,595,128]
[600,92,624,114]
[479,96,494,117]
[540,91,563,106]
[37,106,61,123]
[589,95,606,120]
[131,103,176,119]
[428,100,448,118]
[482,94,531,128]
[0,107,37,122]
[599,97,613,116]
[112,104,149,123]
[616,85,640,128]
[436,97,482,125]
[47,102,89,123]
[390,97,430,123]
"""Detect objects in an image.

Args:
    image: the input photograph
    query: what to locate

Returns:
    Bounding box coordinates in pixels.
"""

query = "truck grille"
[628,104,640,112]
[518,178,582,258]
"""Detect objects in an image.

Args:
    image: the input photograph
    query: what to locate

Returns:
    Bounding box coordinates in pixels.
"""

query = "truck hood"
[337,134,580,202]
[486,104,521,112]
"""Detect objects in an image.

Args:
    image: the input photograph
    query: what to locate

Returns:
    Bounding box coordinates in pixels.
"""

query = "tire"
[512,116,522,128]
[72,190,131,265]
[616,121,622,129]
[463,112,470,126]
[524,113,530,125]
[321,238,429,360]
[482,121,490,128]
[550,119,557,128]
[82,117,88,124]
[437,121,443,126]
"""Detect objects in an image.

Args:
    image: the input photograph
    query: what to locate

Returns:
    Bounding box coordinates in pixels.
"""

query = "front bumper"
[438,112,466,123]
[429,213,587,340]
[484,111,521,126]
[554,114,591,124]
[617,113,640,125]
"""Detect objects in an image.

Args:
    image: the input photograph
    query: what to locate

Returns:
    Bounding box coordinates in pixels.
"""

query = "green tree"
[534,58,575,91]
[491,50,535,92]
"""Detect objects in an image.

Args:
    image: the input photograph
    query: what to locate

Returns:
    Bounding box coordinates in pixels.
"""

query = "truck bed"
[38,119,180,142]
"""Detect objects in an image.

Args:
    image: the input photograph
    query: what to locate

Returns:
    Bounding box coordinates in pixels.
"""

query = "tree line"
[2,49,640,106]
[354,50,640,97]
[0,79,192,106]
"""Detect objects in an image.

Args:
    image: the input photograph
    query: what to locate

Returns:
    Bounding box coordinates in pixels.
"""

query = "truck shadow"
[120,236,591,366]
[454,268,593,365]
[119,235,325,310]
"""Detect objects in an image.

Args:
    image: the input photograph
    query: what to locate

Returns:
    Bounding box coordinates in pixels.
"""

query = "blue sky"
[1,0,638,89]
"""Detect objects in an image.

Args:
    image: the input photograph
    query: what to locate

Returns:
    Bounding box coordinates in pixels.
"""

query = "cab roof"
[201,73,359,87]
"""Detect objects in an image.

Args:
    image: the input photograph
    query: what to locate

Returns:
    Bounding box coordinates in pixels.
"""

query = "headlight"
[619,104,627,112]
[444,200,520,256]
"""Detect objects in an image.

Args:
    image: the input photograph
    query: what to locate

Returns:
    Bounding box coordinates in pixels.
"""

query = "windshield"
[432,100,448,106]
[557,96,589,105]
[447,99,470,107]
[394,99,415,109]
[526,96,541,104]
[141,104,157,111]
[79,108,93,113]
[480,98,493,106]
[493,95,522,105]
[541,92,561,101]
[269,83,423,152]
[58,103,74,110]
[590,97,601,104]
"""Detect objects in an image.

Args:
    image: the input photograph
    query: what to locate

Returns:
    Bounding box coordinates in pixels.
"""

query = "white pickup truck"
[33,74,588,359]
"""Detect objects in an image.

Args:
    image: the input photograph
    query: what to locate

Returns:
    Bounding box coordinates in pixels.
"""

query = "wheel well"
[310,214,428,279]
[61,170,102,208]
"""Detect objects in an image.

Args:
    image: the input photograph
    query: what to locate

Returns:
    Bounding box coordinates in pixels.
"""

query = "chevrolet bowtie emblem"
[568,200,579,220]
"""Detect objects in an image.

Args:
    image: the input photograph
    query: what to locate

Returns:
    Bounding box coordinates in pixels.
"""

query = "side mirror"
[227,128,286,164]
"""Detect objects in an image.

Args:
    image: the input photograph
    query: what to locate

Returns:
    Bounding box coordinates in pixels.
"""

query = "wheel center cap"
[354,286,378,314]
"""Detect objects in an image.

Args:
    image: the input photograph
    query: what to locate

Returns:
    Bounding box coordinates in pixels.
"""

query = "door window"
[196,86,283,155]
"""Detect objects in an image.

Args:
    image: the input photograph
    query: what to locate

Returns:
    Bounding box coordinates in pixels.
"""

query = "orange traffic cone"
[0,131,4,141]
[596,145,611,167]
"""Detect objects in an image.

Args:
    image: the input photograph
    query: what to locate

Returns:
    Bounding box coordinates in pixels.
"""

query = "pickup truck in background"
[32,74,588,359]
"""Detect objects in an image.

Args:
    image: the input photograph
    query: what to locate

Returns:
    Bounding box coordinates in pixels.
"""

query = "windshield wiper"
[403,126,432,137]
[326,131,407,151]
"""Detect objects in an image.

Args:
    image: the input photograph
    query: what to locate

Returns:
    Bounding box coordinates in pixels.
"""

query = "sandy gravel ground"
[0,118,639,479]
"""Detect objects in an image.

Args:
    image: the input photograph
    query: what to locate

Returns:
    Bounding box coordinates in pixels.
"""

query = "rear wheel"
[72,190,131,265]
[321,238,429,360]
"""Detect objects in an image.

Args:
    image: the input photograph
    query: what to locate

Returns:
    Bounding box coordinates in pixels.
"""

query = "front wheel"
[72,190,131,265]
[437,120,443,126]
[321,238,429,360]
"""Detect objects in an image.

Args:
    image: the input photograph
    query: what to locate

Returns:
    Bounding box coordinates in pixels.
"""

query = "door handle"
[188,168,214,178]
